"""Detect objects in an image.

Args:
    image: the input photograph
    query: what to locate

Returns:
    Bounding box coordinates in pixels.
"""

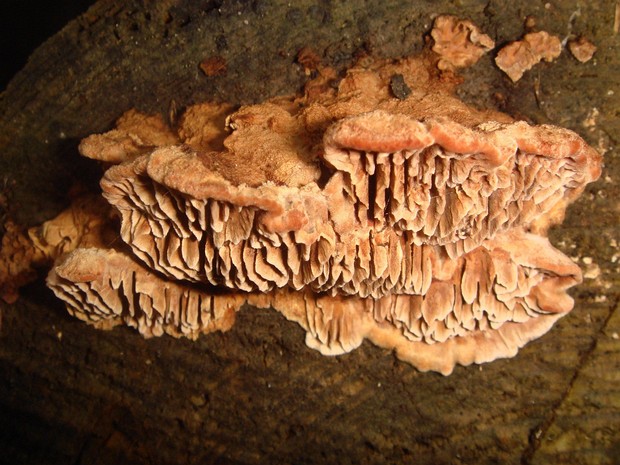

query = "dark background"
[1,0,96,90]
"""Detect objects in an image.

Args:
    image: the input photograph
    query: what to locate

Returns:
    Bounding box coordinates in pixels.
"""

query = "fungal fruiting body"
[430,15,495,70]
[495,31,563,82]
[49,228,582,375]
[96,113,593,298]
[43,53,601,375]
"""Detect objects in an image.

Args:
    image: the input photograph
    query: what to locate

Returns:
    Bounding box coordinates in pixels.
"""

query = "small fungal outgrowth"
[0,195,115,303]
[430,15,495,70]
[0,221,43,304]
[199,55,228,77]
[296,47,323,75]
[495,31,562,82]
[568,36,597,63]
[3,36,602,375]
[79,109,179,164]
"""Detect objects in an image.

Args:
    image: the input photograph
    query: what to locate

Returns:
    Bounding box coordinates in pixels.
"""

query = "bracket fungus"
[7,44,601,374]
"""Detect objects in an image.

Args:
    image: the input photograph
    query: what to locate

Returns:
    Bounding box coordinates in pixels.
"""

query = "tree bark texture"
[1,1,619,464]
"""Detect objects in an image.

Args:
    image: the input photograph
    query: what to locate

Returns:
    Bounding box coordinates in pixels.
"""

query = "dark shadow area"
[1,0,97,90]
[0,401,84,465]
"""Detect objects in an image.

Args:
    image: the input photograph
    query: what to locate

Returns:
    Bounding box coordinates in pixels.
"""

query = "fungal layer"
[100,112,596,300]
[48,228,581,375]
[44,53,602,374]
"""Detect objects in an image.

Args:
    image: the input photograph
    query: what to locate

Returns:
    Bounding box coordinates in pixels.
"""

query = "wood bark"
[1,1,619,464]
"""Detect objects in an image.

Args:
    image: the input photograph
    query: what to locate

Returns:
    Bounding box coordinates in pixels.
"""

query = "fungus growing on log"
[0,196,115,303]
[79,109,179,164]
[495,31,562,82]
[568,36,597,63]
[97,111,597,300]
[430,15,495,70]
[48,228,581,375]
[48,248,242,338]
[4,34,602,374]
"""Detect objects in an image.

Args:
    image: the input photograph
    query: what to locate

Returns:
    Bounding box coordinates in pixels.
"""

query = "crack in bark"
[520,293,620,464]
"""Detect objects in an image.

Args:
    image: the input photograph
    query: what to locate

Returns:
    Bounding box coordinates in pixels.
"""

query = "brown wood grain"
[1,1,619,463]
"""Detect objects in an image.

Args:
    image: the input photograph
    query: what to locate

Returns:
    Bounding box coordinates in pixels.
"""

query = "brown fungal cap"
[430,15,495,71]
[79,109,179,164]
[495,31,562,82]
[177,102,233,152]
[568,36,597,63]
[40,52,602,374]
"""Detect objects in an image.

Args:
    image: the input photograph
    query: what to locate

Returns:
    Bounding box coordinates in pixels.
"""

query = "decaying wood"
[1,1,619,464]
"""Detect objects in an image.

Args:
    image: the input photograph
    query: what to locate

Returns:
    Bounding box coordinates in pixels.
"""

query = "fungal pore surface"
[9,27,602,374]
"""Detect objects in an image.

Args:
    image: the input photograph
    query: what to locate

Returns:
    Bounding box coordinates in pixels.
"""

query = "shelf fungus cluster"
[11,47,601,374]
